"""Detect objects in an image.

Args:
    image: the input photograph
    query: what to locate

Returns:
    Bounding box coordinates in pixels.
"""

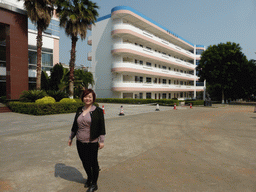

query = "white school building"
[88,6,206,100]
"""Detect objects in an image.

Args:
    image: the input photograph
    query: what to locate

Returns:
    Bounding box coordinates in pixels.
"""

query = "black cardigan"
[71,106,106,141]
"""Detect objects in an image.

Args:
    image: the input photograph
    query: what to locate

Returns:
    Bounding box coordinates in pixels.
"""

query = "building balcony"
[112,43,195,70]
[112,62,198,81]
[111,6,194,50]
[87,36,92,45]
[112,23,194,60]
[87,52,92,61]
[112,81,204,92]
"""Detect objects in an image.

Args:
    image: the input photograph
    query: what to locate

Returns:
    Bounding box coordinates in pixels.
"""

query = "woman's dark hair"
[81,89,96,103]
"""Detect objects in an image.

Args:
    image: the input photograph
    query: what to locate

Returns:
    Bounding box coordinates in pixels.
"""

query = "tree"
[74,69,94,97]
[49,63,64,90]
[41,70,49,90]
[20,0,54,90]
[197,42,248,103]
[56,0,99,98]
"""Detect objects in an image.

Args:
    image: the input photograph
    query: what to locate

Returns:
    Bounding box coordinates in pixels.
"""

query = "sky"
[59,0,256,67]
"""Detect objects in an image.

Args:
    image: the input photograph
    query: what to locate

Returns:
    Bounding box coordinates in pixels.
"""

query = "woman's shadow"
[55,163,86,184]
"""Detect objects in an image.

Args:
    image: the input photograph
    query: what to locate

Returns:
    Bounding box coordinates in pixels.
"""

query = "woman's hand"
[99,143,104,149]
[68,139,72,146]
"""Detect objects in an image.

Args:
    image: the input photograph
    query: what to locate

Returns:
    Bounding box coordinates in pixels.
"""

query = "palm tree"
[56,0,99,98]
[20,0,54,90]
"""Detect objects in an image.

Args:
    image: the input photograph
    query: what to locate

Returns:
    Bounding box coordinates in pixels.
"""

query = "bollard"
[119,105,125,116]
[174,103,177,110]
[102,105,105,114]
[190,103,192,109]
[155,104,160,111]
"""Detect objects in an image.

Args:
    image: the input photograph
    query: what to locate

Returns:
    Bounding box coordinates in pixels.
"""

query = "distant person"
[68,89,106,192]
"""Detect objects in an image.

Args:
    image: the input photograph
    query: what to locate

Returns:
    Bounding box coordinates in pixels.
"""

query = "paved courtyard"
[0,104,255,191]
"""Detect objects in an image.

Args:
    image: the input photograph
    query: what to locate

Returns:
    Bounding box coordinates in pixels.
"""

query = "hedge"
[184,100,204,105]
[96,98,204,106]
[8,101,99,116]
[96,98,179,105]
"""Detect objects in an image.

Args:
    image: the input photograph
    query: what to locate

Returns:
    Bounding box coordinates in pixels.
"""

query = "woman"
[68,89,106,192]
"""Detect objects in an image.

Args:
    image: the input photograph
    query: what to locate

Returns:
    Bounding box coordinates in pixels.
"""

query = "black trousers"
[76,140,99,184]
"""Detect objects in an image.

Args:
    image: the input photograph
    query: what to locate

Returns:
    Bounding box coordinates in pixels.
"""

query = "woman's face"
[83,93,93,105]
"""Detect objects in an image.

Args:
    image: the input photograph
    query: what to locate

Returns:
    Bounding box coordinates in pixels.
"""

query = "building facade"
[0,0,60,98]
[88,6,205,100]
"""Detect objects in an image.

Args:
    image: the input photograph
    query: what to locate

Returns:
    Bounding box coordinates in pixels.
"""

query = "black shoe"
[86,184,98,192]
[84,180,91,188]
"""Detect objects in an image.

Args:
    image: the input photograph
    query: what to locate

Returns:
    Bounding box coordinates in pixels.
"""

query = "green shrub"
[185,100,204,105]
[0,96,7,103]
[46,90,68,102]
[8,101,100,115]
[35,96,56,104]
[59,98,77,103]
[8,101,84,115]
[96,98,179,105]
[20,90,47,102]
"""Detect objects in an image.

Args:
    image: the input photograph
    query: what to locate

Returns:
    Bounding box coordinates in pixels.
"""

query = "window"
[159,65,161,68]
[146,46,151,50]
[135,59,138,64]
[154,78,157,83]
[196,49,204,55]
[184,92,186,97]
[180,92,183,98]
[146,77,152,83]
[135,76,143,83]
[146,62,151,67]
[139,93,143,99]
[169,67,171,70]
[168,93,171,99]
[162,93,166,99]
[135,43,138,46]
[139,60,143,65]
[180,81,183,85]
[180,70,183,73]
[169,80,171,84]
[163,79,166,84]
[155,64,157,67]
[146,92,151,99]
[140,44,143,48]
[162,66,166,69]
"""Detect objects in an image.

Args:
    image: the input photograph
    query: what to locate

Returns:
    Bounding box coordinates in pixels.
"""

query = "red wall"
[0,8,28,100]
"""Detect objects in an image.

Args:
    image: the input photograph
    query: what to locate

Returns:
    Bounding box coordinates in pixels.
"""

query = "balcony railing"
[112,23,194,59]
[112,81,205,90]
[112,43,195,70]
[87,36,92,45]
[112,62,197,80]
[87,52,92,61]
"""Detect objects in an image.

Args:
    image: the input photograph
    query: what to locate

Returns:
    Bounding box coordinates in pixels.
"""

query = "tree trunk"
[222,89,225,104]
[69,35,78,98]
[36,26,43,90]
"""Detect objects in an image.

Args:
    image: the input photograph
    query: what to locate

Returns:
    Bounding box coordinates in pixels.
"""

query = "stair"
[0,104,12,113]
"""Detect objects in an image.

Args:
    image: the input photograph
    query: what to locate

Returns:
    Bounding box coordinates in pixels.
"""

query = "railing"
[112,62,196,80]
[87,52,92,61]
[87,36,92,45]
[112,43,195,69]
[112,23,194,58]
[112,81,197,89]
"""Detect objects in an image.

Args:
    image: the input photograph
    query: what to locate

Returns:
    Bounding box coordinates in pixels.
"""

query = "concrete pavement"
[0,104,256,191]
